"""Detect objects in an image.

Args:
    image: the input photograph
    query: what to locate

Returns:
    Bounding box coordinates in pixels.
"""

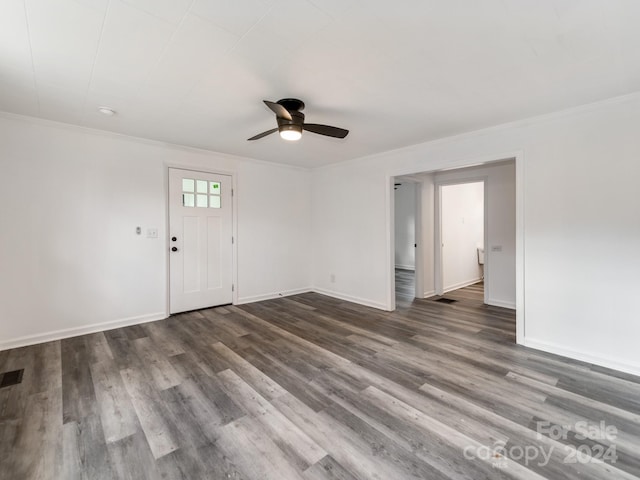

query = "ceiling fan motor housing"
[277,98,305,112]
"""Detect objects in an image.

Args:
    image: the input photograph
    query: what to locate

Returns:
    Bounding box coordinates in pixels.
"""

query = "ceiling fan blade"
[303,123,349,138]
[247,128,278,141]
[263,100,292,121]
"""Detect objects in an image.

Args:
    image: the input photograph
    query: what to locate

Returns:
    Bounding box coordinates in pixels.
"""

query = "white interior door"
[169,168,232,314]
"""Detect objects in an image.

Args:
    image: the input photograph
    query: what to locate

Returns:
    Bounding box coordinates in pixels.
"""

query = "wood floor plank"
[29,341,62,394]
[141,322,185,357]
[84,333,114,365]
[242,346,331,412]
[62,414,115,479]
[132,337,182,391]
[154,446,208,480]
[10,389,63,480]
[61,336,97,424]
[103,329,140,370]
[62,422,82,480]
[107,431,163,480]
[211,342,287,400]
[195,441,249,479]
[303,455,359,480]
[218,414,307,480]
[119,367,180,459]
[89,360,139,443]
[217,368,326,469]
[167,352,245,425]
[159,380,222,448]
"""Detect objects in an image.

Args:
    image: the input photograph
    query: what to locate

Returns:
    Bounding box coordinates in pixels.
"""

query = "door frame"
[386,150,524,345]
[434,177,488,303]
[392,176,424,300]
[164,164,238,316]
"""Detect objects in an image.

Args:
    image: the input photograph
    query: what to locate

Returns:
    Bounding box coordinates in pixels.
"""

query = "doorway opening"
[393,178,420,308]
[436,180,485,304]
[389,156,520,341]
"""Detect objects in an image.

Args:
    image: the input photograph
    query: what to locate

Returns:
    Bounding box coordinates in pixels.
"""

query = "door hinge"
[232,284,235,292]
[231,188,234,196]
[232,236,234,244]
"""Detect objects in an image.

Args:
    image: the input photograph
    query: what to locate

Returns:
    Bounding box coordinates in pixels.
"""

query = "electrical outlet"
[147,228,158,238]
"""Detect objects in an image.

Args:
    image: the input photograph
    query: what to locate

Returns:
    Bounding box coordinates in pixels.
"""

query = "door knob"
[171,247,178,252]
[171,236,177,241]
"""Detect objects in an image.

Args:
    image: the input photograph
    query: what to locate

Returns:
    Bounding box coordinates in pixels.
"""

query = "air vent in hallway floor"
[0,369,24,388]
[435,298,457,304]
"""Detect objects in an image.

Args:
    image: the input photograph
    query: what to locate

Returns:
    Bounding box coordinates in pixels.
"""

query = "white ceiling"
[1,0,639,167]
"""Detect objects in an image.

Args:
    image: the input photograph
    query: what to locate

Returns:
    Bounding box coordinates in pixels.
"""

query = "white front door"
[169,168,233,314]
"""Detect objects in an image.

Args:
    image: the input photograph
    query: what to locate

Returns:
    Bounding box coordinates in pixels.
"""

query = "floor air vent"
[0,369,24,388]
[435,298,457,304]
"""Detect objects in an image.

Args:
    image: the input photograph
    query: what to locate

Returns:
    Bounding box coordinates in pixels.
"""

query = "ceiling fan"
[248,99,349,142]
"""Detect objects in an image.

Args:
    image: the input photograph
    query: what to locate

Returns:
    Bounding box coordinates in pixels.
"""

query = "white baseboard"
[312,287,388,311]
[395,264,415,271]
[0,286,314,350]
[236,287,313,305]
[443,278,482,293]
[0,312,167,352]
[524,338,640,378]
[486,298,516,310]
[422,290,436,299]
[240,286,388,311]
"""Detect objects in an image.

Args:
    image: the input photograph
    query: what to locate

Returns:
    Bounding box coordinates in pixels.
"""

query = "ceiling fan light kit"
[248,98,349,142]
[279,124,302,141]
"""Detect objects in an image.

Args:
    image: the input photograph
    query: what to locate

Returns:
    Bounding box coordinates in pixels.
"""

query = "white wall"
[434,163,515,306]
[0,114,311,348]
[311,93,640,376]
[235,160,311,303]
[311,166,388,309]
[394,183,416,270]
[440,182,484,292]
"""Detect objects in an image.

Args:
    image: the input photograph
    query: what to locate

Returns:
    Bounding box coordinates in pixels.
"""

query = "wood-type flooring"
[1,287,639,479]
